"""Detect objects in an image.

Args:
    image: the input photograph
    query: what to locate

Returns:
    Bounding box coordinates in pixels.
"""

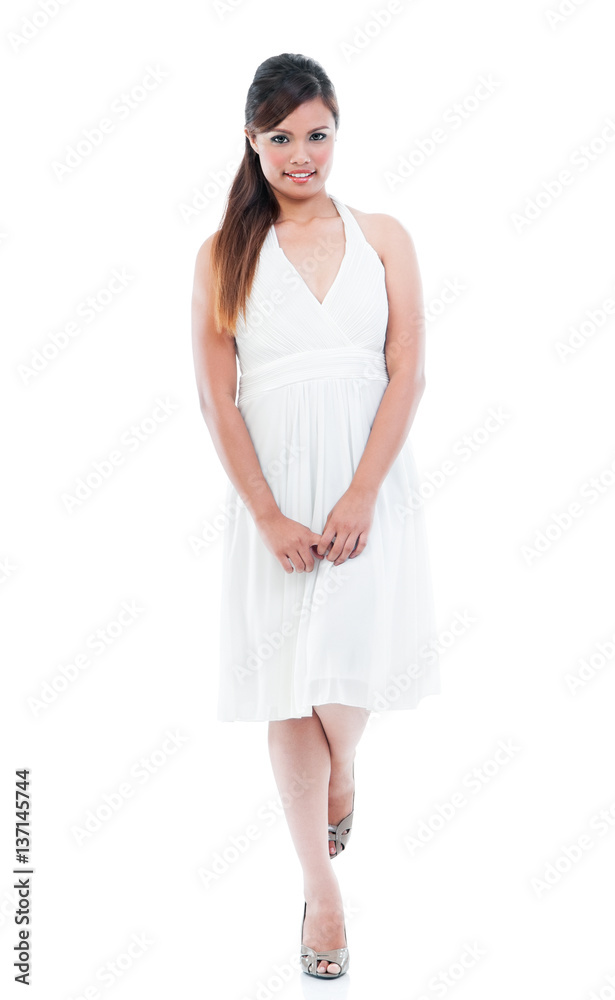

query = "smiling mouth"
[285,170,316,178]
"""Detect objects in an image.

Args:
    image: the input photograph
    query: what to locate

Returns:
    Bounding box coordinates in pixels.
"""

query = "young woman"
[191,52,441,980]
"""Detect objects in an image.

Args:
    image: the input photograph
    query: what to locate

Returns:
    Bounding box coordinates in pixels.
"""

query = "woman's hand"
[317,486,377,566]
[256,510,325,575]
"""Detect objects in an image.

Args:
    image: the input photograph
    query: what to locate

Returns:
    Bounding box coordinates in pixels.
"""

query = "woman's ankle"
[303,881,342,907]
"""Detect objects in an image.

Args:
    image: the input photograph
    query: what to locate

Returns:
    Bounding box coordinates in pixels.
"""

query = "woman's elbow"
[199,387,236,427]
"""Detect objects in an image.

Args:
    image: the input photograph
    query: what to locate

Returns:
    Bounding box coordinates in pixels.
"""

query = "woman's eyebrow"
[267,125,332,134]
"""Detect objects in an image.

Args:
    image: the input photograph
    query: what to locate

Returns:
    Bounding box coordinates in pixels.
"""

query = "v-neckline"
[270,196,348,308]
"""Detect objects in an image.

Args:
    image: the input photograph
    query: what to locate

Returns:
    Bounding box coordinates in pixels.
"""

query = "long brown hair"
[210,53,340,337]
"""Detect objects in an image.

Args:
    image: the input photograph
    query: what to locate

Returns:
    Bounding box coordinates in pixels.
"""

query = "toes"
[318,961,340,974]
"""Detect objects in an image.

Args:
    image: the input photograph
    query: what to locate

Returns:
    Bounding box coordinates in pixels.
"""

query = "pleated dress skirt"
[216,194,441,721]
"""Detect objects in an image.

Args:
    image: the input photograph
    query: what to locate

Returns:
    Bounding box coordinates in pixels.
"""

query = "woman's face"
[245,97,336,199]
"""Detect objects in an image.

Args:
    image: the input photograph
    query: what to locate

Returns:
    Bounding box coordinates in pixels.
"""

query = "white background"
[2,0,615,996]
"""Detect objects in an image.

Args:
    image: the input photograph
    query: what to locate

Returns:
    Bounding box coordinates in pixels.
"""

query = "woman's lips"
[284,171,316,184]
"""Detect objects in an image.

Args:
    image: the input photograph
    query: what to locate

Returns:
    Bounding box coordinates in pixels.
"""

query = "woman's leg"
[267,704,370,975]
[312,703,371,857]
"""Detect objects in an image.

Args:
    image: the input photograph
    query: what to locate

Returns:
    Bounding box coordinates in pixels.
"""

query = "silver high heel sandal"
[300,901,349,978]
[328,761,355,859]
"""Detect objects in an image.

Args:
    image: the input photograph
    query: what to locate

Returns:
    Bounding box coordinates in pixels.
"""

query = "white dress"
[217,194,441,721]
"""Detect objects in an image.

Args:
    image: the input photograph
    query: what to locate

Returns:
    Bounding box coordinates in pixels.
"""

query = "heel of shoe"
[328,761,355,859]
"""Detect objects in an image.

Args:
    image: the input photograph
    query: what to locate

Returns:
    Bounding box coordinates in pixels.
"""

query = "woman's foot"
[302,893,347,975]
[328,759,355,856]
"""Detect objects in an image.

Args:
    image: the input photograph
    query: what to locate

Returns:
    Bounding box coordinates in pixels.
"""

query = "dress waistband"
[237,348,389,404]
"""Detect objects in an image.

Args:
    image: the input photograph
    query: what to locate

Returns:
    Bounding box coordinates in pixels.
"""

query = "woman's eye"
[270,133,327,144]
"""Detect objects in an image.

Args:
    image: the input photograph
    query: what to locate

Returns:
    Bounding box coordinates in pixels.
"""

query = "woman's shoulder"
[195,229,218,263]
[344,204,414,265]
[193,229,221,288]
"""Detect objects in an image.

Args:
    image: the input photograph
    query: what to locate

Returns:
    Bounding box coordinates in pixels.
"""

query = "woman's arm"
[350,213,427,499]
[316,213,428,565]
[191,234,280,527]
[191,235,324,574]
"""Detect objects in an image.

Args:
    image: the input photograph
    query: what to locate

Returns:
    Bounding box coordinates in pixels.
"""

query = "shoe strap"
[328,809,353,832]
[328,810,354,843]
[301,943,349,974]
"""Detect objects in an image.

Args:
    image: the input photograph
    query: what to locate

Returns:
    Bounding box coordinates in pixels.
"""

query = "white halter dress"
[217,194,441,721]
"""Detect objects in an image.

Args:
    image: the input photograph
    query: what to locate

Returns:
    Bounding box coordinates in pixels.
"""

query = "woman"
[191,52,441,979]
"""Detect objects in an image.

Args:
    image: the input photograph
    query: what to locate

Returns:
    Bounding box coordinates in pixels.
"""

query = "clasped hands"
[257,485,377,575]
